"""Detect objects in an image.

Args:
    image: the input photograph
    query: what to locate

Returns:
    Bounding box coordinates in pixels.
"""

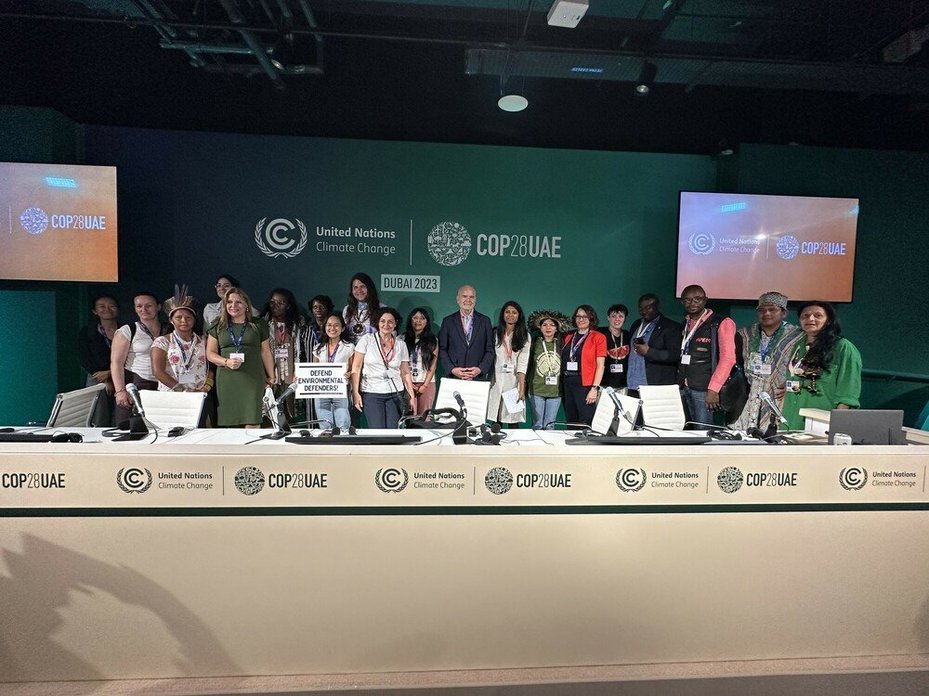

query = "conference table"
[1,427,928,695]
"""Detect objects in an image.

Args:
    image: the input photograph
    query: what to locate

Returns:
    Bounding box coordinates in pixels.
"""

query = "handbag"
[710,319,749,420]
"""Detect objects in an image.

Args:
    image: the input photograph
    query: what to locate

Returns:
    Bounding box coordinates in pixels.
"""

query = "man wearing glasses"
[678,285,736,426]
[438,285,494,381]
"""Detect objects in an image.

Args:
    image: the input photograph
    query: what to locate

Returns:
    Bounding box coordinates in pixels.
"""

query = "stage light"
[635,61,657,96]
[498,94,529,112]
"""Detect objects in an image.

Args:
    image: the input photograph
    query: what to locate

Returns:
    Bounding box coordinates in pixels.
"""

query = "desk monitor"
[828,409,905,445]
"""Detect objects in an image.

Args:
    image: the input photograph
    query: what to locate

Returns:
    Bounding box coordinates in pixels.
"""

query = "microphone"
[759,391,787,424]
[275,382,298,407]
[453,391,467,420]
[125,383,146,418]
[603,387,637,427]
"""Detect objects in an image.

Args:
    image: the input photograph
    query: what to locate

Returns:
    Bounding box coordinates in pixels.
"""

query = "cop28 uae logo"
[20,207,49,235]
[427,221,471,266]
[716,466,744,494]
[688,231,715,255]
[234,466,265,495]
[484,466,513,495]
[254,217,308,259]
[776,234,800,260]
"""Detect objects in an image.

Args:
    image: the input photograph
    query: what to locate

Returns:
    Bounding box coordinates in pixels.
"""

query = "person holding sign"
[206,287,275,427]
[351,308,416,429]
[313,313,355,430]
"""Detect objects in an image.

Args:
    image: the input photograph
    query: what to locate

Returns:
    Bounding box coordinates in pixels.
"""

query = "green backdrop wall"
[1,106,927,425]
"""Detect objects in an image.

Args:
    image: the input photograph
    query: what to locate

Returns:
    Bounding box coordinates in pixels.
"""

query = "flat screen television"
[0,162,118,282]
[676,192,859,302]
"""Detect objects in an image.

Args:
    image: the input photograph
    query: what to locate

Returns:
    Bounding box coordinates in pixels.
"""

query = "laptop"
[828,409,905,445]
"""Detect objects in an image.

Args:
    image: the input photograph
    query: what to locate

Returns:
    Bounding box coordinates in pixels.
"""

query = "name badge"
[753,364,772,375]
[566,361,579,372]
[230,352,245,362]
[502,362,514,374]
[680,355,692,365]
[274,347,288,360]
[610,364,624,373]
[177,372,196,385]
[411,367,419,378]
[785,379,801,393]
[544,376,558,386]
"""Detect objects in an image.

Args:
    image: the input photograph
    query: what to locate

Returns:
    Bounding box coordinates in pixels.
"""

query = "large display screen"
[676,192,859,302]
[0,162,118,282]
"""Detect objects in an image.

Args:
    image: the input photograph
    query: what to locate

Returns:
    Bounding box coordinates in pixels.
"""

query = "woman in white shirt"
[203,274,239,331]
[351,308,416,429]
[313,313,354,430]
[110,291,165,423]
[486,300,530,426]
[403,307,439,416]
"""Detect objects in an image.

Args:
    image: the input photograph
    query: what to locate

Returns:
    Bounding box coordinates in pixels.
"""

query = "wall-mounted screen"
[676,192,858,302]
[0,162,118,282]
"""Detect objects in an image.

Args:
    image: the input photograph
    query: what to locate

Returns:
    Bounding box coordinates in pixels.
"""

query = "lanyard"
[681,309,709,354]
[137,321,159,341]
[635,320,655,340]
[228,322,247,349]
[327,341,340,363]
[569,331,589,361]
[503,332,514,362]
[540,338,558,376]
[97,323,112,349]
[172,333,197,373]
[752,322,786,363]
[275,321,289,346]
[377,335,395,367]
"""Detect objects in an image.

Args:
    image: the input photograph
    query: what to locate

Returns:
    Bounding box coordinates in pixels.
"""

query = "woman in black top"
[76,294,120,426]
[599,303,630,390]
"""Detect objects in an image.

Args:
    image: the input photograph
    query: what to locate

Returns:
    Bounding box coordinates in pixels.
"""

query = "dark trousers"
[563,374,595,427]
[361,391,403,429]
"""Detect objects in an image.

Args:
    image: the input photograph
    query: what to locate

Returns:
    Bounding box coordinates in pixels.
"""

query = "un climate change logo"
[688,231,715,255]
[615,468,646,493]
[20,207,49,235]
[484,466,513,495]
[776,234,800,260]
[839,466,867,491]
[427,221,472,266]
[234,466,265,495]
[717,466,744,493]
[375,467,409,493]
[117,467,152,493]
[254,217,308,259]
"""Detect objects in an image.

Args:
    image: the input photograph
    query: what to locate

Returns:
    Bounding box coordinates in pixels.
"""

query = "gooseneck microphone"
[759,391,787,424]
[125,383,146,418]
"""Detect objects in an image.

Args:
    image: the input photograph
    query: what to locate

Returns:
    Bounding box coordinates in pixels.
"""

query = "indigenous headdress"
[528,308,572,334]
[162,284,197,318]
[757,291,788,310]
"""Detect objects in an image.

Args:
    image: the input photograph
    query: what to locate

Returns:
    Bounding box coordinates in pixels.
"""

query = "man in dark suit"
[438,284,494,380]
[626,293,682,394]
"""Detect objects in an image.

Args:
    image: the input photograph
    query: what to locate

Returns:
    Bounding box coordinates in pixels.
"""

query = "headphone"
[472,422,506,446]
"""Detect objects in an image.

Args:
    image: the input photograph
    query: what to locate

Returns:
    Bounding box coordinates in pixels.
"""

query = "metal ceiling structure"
[3,0,929,154]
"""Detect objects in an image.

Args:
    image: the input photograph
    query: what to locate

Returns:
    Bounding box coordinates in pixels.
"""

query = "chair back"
[47,383,106,428]
[138,390,207,429]
[639,384,686,431]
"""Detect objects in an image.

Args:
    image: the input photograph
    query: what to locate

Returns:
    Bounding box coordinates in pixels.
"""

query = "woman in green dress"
[781,301,862,431]
[206,287,275,427]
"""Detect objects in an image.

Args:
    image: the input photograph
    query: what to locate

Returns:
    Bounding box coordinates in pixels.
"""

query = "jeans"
[361,391,403,429]
[315,396,351,430]
[531,395,561,430]
[680,386,717,428]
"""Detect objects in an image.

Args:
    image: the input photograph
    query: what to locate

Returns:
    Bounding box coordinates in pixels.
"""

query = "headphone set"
[468,422,507,446]
[300,426,357,438]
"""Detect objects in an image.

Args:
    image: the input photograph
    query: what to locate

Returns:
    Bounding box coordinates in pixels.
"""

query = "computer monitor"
[828,409,905,445]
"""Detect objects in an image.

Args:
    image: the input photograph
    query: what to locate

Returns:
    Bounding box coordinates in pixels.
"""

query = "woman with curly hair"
[781,301,862,431]
[342,272,385,343]
[261,287,305,422]
[486,301,530,426]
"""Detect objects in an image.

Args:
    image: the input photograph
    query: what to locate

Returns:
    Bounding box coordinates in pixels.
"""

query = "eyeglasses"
[681,296,706,304]
[574,313,589,319]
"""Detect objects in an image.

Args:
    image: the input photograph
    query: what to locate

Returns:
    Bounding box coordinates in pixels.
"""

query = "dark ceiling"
[4,0,929,155]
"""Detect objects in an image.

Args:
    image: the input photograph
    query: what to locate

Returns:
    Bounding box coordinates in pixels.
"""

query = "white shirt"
[355,333,410,394]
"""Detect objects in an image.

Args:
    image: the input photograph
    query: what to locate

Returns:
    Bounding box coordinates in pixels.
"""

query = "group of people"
[78,273,863,433]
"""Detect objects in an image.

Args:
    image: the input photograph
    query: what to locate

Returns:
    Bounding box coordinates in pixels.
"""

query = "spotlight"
[498,94,528,112]
[634,61,657,96]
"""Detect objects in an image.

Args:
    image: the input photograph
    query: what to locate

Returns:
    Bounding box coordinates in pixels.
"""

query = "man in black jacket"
[626,294,682,396]
[438,284,494,380]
